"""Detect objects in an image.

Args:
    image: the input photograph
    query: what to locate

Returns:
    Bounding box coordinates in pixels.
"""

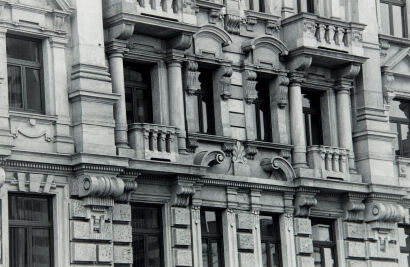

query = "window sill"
[9,110,57,123]
[244,10,280,22]
[379,34,410,47]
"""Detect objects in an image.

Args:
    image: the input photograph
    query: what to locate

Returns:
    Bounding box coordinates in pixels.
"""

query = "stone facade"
[0,0,408,267]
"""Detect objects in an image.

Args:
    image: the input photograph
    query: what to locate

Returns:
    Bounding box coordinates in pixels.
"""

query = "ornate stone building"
[0,0,409,266]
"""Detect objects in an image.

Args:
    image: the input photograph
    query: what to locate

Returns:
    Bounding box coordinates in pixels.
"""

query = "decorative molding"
[245,16,257,32]
[244,144,258,160]
[232,141,247,165]
[260,156,296,181]
[294,191,317,217]
[168,33,193,50]
[242,35,289,57]
[193,150,226,167]
[335,64,361,79]
[381,71,395,108]
[194,24,232,47]
[216,65,233,100]
[288,55,312,72]
[209,9,222,24]
[186,137,199,153]
[224,14,241,34]
[105,22,135,41]
[222,142,235,157]
[185,61,201,95]
[343,193,366,222]
[365,202,406,224]
[171,184,195,207]
[11,172,54,193]
[243,70,258,104]
[265,20,280,35]
[11,119,54,142]
[277,72,290,108]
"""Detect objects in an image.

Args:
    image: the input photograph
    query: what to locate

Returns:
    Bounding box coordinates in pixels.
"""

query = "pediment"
[193,25,232,59]
[242,35,288,68]
[383,47,410,76]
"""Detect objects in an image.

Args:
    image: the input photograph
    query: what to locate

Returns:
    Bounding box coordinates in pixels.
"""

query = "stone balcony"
[307,145,350,180]
[128,123,179,162]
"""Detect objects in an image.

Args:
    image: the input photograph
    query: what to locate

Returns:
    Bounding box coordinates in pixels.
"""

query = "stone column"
[335,79,356,172]
[106,41,129,149]
[167,58,187,153]
[289,72,308,168]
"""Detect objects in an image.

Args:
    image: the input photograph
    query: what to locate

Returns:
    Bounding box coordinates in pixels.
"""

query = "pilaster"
[213,65,233,137]
[271,71,290,144]
[280,192,297,267]
[223,187,238,267]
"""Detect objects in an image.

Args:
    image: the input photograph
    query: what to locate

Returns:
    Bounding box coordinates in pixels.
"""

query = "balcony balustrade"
[307,145,349,180]
[128,123,179,162]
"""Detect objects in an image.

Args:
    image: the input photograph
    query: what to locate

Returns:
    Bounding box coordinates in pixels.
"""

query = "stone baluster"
[333,150,340,172]
[326,25,336,45]
[325,150,332,171]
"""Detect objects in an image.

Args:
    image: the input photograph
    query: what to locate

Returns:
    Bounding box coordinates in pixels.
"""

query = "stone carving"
[232,141,247,165]
[11,119,54,142]
[244,144,258,160]
[106,22,135,40]
[294,192,317,217]
[13,172,55,193]
[344,198,365,222]
[222,142,235,157]
[185,61,201,95]
[172,184,195,207]
[265,20,280,35]
[224,14,241,34]
[243,70,258,104]
[288,55,312,72]
[193,150,226,166]
[381,71,395,108]
[303,20,316,36]
[216,66,233,100]
[209,9,222,24]
[245,16,257,31]
[115,181,138,202]
[186,137,199,153]
[365,202,406,223]
[277,73,289,108]
[53,11,66,32]
[168,33,192,50]
[242,36,289,66]
[260,156,296,181]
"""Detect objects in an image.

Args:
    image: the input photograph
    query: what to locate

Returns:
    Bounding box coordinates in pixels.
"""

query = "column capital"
[335,63,361,79]
[288,71,305,86]
[105,39,129,57]
[166,50,185,65]
[334,78,353,94]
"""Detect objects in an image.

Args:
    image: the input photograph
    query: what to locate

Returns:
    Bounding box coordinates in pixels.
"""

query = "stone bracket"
[294,189,318,217]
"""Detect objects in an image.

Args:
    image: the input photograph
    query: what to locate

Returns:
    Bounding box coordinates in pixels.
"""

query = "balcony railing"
[128,123,179,162]
[307,145,349,180]
[282,13,365,56]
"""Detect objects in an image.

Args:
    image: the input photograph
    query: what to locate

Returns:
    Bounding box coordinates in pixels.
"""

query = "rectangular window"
[131,205,163,267]
[380,0,407,37]
[302,91,323,146]
[390,99,410,157]
[7,35,43,113]
[312,219,337,267]
[297,0,315,13]
[9,194,53,267]
[260,214,281,267]
[246,0,265,13]
[124,63,153,124]
[399,225,410,266]
[255,78,272,142]
[198,68,215,135]
[201,209,223,267]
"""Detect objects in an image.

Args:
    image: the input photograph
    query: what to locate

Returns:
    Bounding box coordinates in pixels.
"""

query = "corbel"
[243,70,258,104]
[222,142,235,157]
[365,201,406,226]
[224,14,242,34]
[265,20,280,35]
[294,189,318,217]
[381,69,395,108]
[171,182,196,207]
[209,9,222,24]
[185,61,201,95]
[277,71,289,109]
[216,65,233,100]
[245,16,257,31]
[193,150,226,166]
[186,137,199,153]
[168,33,193,50]
[343,192,366,222]
[244,143,258,160]
[105,22,135,41]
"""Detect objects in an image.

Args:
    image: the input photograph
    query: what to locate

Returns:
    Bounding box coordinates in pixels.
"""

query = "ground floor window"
[260,214,281,267]
[399,225,410,266]
[312,219,337,267]
[201,209,223,267]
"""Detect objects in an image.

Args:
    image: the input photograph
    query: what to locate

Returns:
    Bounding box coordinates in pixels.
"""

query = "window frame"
[254,78,272,142]
[8,193,54,267]
[7,34,44,114]
[259,213,282,267]
[131,204,164,267]
[197,67,216,135]
[380,0,408,37]
[200,209,224,267]
[302,90,323,146]
[389,98,410,157]
[311,219,338,267]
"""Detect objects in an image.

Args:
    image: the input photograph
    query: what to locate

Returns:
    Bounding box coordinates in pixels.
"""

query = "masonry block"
[71,243,97,262]
[345,222,366,240]
[345,241,366,258]
[295,236,313,254]
[237,232,254,250]
[347,260,367,267]
[97,244,113,263]
[70,199,87,218]
[236,213,254,230]
[71,221,90,240]
[172,207,190,226]
[368,241,398,260]
[238,252,254,267]
[369,262,399,267]
[174,249,192,266]
[112,203,131,222]
[173,228,191,246]
[113,224,132,242]
[114,245,133,264]
[297,255,314,267]
[294,218,312,235]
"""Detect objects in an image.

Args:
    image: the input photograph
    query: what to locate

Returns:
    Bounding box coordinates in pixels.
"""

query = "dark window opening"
[9,194,53,267]
[260,214,282,267]
[399,225,410,265]
[255,78,272,142]
[198,68,215,135]
[390,99,410,157]
[302,90,323,146]
[312,219,337,267]
[297,0,315,13]
[124,64,153,124]
[201,209,223,267]
[7,35,43,113]
[131,204,163,267]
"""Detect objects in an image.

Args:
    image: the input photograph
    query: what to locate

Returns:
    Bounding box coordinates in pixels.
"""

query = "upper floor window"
[131,205,163,267]
[124,63,153,124]
[9,194,53,267]
[201,209,223,267]
[390,99,410,157]
[298,0,315,13]
[399,225,410,266]
[255,78,272,142]
[7,35,43,113]
[312,219,337,267]
[380,0,407,37]
[260,214,281,267]
[302,90,323,146]
[246,0,265,12]
[198,68,215,135]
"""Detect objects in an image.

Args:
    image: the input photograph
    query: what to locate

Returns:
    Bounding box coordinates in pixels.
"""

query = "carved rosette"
[217,66,233,100]
[243,70,258,104]
[185,61,201,95]
[224,14,241,34]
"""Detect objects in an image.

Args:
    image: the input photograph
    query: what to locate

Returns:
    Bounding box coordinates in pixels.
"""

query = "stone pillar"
[289,72,308,168]
[106,41,129,150]
[336,79,356,172]
[280,192,297,267]
[167,58,187,153]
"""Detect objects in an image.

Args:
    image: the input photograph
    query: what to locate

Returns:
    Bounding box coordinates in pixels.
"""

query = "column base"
[116,147,135,158]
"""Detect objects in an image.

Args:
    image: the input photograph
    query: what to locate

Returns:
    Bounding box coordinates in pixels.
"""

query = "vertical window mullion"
[389,3,395,36]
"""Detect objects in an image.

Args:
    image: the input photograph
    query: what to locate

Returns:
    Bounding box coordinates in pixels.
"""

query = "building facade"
[0,0,409,266]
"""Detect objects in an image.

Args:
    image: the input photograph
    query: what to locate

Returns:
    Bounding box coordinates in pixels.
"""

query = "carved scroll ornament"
[260,156,296,181]
[193,150,226,167]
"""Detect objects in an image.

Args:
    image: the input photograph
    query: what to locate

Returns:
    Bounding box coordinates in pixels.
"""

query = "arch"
[242,35,289,56]
[194,25,232,47]
[260,156,296,181]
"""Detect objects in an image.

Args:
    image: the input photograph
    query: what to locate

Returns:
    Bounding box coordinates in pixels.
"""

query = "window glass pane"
[32,229,51,267]
[9,227,27,267]
[323,247,335,267]
[133,235,145,267]
[132,206,160,230]
[26,68,42,112]
[255,79,272,141]
[8,65,23,109]
[312,222,332,242]
[9,196,49,223]
[380,3,391,35]
[392,5,404,37]
[198,69,215,134]
[260,215,274,238]
[147,235,161,267]
[202,240,209,267]
[313,246,322,267]
[211,241,220,267]
[201,211,219,234]
[269,243,280,267]
[7,36,40,62]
